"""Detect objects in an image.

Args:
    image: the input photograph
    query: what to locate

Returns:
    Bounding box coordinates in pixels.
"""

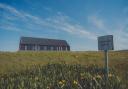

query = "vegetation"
[0,51,127,88]
[0,63,127,89]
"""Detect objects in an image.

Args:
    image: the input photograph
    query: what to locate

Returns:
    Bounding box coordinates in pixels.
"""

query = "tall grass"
[0,51,127,88]
[0,63,127,89]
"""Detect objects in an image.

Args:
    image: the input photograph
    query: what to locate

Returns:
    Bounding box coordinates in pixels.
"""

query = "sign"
[98,35,114,50]
[98,35,114,81]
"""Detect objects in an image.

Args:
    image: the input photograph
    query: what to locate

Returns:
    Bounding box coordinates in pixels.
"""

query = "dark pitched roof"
[20,37,70,46]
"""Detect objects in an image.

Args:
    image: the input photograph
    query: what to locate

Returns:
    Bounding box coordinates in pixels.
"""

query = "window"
[44,46,47,50]
[20,44,25,50]
[27,45,33,50]
[51,46,54,50]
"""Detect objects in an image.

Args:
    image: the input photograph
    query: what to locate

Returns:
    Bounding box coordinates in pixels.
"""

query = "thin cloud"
[88,14,128,50]
[44,14,97,40]
[88,15,105,30]
[0,25,21,32]
[0,3,25,19]
[0,3,96,40]
[113,23,128,50]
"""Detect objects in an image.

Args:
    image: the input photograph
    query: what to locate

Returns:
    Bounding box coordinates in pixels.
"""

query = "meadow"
[0,51,128,88]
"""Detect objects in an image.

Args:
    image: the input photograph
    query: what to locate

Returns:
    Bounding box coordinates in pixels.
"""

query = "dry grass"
[0,51,127,77]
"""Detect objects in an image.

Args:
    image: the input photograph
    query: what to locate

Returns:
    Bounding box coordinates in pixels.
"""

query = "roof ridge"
[21,36,66,41]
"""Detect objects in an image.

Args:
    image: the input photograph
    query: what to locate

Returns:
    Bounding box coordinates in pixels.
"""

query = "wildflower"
[58,80,66,88]
[59,80,66,85]
[73,80,78,85]
[58,81,63,85]
[47,86,50,89]
[96,75,102,79]
[93,77,96,80]
[108,74,113,77]
[62,80,66,83]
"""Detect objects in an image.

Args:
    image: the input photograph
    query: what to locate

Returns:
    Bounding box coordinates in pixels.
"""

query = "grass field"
[0,51,128,88]
[0,51,128,74]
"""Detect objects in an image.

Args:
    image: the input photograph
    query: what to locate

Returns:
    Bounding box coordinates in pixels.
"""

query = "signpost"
[98,35,114,81]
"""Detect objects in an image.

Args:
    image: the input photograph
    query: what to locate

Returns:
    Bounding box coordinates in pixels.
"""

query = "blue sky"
[0,0,128,51]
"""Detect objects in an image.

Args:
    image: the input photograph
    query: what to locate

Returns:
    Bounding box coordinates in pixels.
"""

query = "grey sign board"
[98,35,114,50]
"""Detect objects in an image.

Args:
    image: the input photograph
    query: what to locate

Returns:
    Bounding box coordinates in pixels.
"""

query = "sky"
[0,0,128,51]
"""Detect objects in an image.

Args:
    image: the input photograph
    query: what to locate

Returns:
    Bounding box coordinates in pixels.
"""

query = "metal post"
[104,50,109,81]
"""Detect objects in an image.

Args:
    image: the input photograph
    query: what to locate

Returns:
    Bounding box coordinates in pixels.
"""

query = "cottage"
[19,37,70,51]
